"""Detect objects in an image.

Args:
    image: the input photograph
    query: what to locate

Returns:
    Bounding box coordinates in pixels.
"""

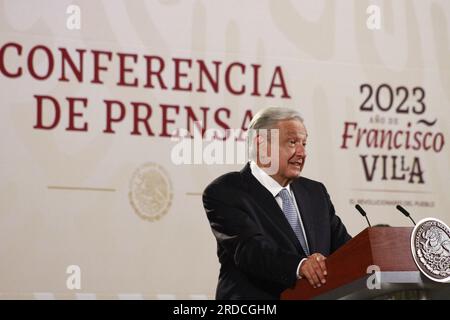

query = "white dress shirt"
[250,161,309,279]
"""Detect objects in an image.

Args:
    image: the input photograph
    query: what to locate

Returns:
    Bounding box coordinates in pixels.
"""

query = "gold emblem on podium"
[129,162,173,221]
[411,218,450,283]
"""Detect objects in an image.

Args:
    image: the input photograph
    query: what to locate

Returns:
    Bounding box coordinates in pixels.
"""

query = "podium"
[281,227,450,300]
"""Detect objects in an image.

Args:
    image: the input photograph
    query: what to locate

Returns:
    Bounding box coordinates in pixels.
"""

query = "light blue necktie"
[278,188,310,255]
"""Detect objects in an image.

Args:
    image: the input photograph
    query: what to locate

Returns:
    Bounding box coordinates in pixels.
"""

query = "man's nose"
[296,144,306,156]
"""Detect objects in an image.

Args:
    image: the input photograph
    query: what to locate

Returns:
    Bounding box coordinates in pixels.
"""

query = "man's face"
[269,119,307,186]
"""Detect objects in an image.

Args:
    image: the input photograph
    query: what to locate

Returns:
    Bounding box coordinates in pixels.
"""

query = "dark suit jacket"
[202,162,351,300]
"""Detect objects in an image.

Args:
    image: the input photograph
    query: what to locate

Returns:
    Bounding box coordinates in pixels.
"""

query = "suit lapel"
[240,164,303,253]
[291,181,316,253]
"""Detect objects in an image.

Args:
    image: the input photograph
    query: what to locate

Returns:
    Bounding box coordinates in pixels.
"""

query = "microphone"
[355,204,372,228]
[396,205,416,226]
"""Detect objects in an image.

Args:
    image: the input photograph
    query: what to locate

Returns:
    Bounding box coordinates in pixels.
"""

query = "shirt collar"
[250,161,292,197]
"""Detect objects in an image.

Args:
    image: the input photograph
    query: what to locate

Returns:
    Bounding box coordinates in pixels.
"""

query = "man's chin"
[287,167,302,178]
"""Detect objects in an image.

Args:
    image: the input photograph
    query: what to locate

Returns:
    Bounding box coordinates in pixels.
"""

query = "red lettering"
[225,62,245,95]
[160,104,180,137]
[144,55,167,89]
[59,48,85,82]
[66,97,88,131]
[185,105,209,137]
[33,95,61,130]
[130,102,154,136]
[423,132,432,150]
[117,53,138,87]
[91,50,112,84]
[0,42,22,78]
[340,122,357,149]
[433,133,445,152]
[213,108,231,140]
[197,60,220,93]
[393,130,403,149]
[266,66,290,98]
[103,100,126,133]
[250,64,261,97]
[356,128,367,147]
[412,131,422,150]
[172,58,192,91]
[28,45,54,80]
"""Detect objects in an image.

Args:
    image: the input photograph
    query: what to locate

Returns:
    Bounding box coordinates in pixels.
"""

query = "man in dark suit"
[203,107,351,300]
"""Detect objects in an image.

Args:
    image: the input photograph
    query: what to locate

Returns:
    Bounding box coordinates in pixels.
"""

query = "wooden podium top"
[281,227,418,300]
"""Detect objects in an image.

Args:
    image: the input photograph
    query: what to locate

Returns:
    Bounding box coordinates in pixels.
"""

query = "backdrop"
[1,0,449,299]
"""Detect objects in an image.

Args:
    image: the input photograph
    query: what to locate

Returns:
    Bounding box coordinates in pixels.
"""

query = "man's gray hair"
[247,107,304,160]
[248,107,304,131]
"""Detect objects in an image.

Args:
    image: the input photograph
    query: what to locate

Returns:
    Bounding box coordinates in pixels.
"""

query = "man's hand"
[299,253,327,288]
